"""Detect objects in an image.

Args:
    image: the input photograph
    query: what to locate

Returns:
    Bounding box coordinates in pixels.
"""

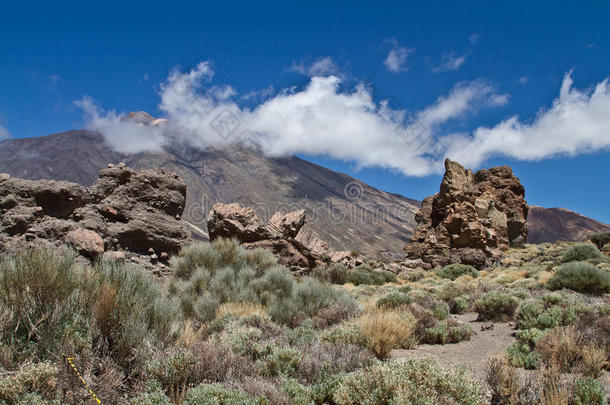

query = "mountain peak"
[122,111,168,127]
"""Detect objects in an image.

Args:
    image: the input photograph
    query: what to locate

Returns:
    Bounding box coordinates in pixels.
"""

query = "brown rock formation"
[0,164,190,271]
[207,203,326,273]
[405,159,528,269]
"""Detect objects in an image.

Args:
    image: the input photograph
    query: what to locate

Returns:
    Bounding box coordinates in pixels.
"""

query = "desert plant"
[357,308,417,359]
[589,231,610,250]
[334,358,483,405]
[424,319,473,344]
[572,377,606,405]
[347,266,396,285]
[375,292,412,309]
[474,291,518,321]
[546,262,610,295]
[0,247,97,360]
[436,263,479,280]
[182,383,259,405]
[561,244,602,263]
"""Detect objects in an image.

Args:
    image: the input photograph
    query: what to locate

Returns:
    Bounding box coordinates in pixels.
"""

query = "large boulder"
[207,203,325,272]
[0,164,191,268]
[405,159,528,269]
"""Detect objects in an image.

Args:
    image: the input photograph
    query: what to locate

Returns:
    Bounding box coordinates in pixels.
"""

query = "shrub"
[94,260,179,373]
[485,357,539,405]
[0,361,59,403]
[182,383,258,405]
[546,262,610,295]
[348,266,396,285]
[436,264,479,280]
[474,291,518,321]
[561,244,602,263]
[171,239,352,326]
[357,309,417,359]
[453,296,470,314]
[313,263,350,284]
[572,378,606,405]
[589,231,610,250]
[334,358,483,405]
[258,346,301,377]
[424,320,473,345]
[506,328,545,369]
[375,292,411,309]
[515,299,545,329]
[130,390,172,405]
[0,247,96,359]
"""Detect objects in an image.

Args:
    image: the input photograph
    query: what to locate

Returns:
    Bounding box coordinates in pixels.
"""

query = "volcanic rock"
[0,165,191,269]
[405,159,528,269]
[207,203,325,272]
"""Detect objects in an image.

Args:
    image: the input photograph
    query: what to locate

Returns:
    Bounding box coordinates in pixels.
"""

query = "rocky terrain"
[405,159,529,269]
[0,164,190,273]
[0,119,606,259]
[0,127,419,257]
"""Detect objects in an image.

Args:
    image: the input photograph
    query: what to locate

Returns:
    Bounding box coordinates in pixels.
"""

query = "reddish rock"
[65,228,104,258]
[405,159,528,269]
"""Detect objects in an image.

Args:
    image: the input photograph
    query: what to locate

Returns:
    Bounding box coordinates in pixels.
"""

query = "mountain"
[0,129,419,257]
[526,206,610,244]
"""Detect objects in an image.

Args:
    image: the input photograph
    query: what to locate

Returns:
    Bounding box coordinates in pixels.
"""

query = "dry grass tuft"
[216,302,269,320]
[357,307,417,359]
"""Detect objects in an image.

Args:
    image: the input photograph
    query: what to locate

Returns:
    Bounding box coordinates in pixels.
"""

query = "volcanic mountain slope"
[526,206,610,244]
[0,129,419,257]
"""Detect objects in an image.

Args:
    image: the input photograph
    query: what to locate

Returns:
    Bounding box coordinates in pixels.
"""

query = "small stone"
[175,214,181,220]
[150,254,158,263]
[0,173,10,181]
[160,252,169,260]
[103,251,125,261]
[107,163,114,168]
[117,162,126,168]
[65,228,104,259]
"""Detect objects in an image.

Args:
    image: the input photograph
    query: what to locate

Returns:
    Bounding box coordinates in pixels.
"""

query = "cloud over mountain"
[78,64,610,177]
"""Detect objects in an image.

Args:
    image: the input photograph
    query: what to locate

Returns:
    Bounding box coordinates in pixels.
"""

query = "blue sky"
[1,1,609,223]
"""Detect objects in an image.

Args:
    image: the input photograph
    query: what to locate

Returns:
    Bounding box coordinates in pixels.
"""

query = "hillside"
[527,205,610,243]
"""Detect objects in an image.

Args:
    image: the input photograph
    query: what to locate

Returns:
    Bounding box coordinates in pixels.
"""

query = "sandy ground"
[391,312,610,402]
[391,313,516,382]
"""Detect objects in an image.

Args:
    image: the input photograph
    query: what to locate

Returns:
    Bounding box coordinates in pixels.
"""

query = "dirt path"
[390,313,516,382]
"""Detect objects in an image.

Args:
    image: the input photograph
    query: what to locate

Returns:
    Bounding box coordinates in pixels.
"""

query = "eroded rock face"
[207,203,326,273]
[0,164,190,271]
[405,159,528,269]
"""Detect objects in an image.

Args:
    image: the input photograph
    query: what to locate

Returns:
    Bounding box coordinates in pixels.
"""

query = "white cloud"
[469,33,480,45]
[0,125,11,140]
[383,43,412,72]
[78,64,610,178]
[433,52,467,73]
[519,76,530,85]
[289,57,339,77]
[78,62,508,176]
[75,97,167,154]
[444,72,610,167]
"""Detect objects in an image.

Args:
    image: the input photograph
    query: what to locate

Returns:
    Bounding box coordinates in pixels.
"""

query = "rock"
[295,226,331,256]
[405,159,528,269]
[207,203,272,243]
[103,250,125,261]
[207,202,326,272]
[65,228,104,259]
[268,210,306,238]
[0,165,191,265]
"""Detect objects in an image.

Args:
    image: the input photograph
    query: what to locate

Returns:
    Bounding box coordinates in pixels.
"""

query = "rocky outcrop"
[405,159,528,269]
[207,203,330,273]
[0,164,190,273]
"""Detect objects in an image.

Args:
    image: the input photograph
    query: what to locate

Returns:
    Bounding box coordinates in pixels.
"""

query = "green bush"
[376,292,412,309]
[0,362,59,403]
[453,296,470,314]
[348,266,396,285]
[515,299,545,329]
[435,264,479,280]
[424,320,473,345]
[314,263,350,284]
[0,247,96,359]
[506,328,545,369]
[572,377,606,405]
[130,390,172,405]
[333,358,483,405]
[589,231,610,250]
[561,244,602,263]
[258,346,301,377]
[474,291,518,321]
[170,239,352,325]
[546,262,610,295]
[182,383,258,405]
